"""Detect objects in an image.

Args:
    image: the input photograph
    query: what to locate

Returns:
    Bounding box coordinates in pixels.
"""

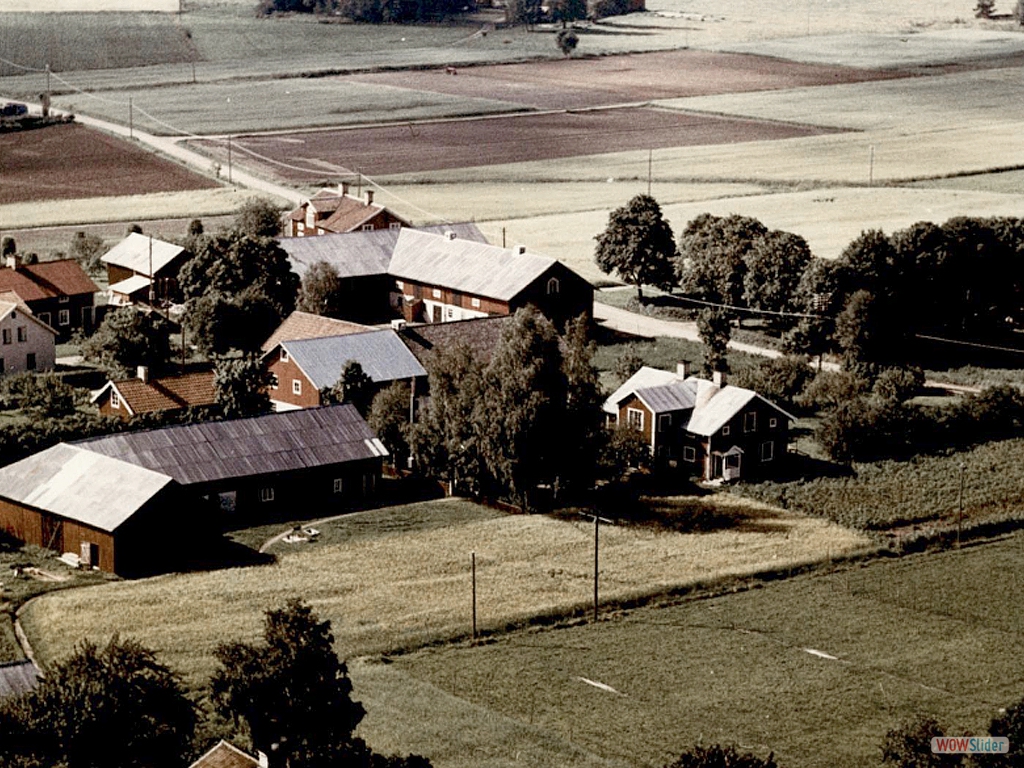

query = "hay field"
[20,498,869,690]
[358,534,1024,768]
[0,0,178,11]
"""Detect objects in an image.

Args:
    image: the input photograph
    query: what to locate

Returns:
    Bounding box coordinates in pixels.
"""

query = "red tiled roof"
[107,371,216,415]
[261,310,371,352]
[287,190,407,234]
[0,260,98,302]
[189,740,261,768]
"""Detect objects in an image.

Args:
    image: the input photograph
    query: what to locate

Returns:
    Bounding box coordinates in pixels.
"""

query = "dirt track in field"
[348,49,907,111]
[0,123,220,205]
[204,107,841,181]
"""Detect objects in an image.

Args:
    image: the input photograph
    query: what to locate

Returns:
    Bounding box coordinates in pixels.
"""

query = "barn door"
[41,514,63,553]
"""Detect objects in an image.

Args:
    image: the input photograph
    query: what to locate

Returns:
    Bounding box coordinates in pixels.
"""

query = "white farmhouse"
[0,299,58,375]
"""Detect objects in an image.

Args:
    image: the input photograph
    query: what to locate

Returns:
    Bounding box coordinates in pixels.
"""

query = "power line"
[914,333,1024,355]
[668,293,825,320]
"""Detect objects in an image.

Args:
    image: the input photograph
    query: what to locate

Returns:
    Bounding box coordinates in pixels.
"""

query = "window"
[333,478,344,494]
[269,374,279,391]
[657,414,671,432]
[760,441,774,462]
[769,417,778,428]
[281,348,289,363]
[471,297,481,308]
[16,327,26,342]
[432,288,442,299]
[446,307,454,320]
[389,222,401,230]
[292,379,302,396]
[722,425,730,436]
[259,487,275,503]
[744,411,757,433]
[110,391,120,409]
[38,312,50,326]
[547,277,560,295]
[361,224,374,231]
[626,407,644,432]
[726,453,741,469]
[58,295,70,304]
[58,310,70,326]
[683,446,696,462]
[396,280,404,290]
[1,329,10,345]
[297,222,305,233]
[25,353,35,371]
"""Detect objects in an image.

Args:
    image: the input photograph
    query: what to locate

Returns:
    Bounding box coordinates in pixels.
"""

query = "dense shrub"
[731,356,812,410]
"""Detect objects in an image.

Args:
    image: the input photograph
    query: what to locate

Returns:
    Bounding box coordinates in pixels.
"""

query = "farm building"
[263,329,426,411]
[189,740,265,768]
[101,233,188,307]
[261,310,371,354]
[91,367,216,420]
[397,315,514,369]
[0,660,41,702]
[0,257,98,340]
[0,298,57,375]
[278,223,487,322]
[604,364,795,482]
[390,229,592,328]
[286,185,409,238]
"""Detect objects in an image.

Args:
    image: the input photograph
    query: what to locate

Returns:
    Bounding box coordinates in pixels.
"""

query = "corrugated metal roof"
[280,223,487,279]
[634,381,697,414]
[101,233,184,278]
[389,229,556,301]
[0,443,174,532]
[108,274,152,296]
[76,404,385,487]
[0,660,40,701]
[686,385,758,437]
[261,311,370,352]
[283,329,426,389]
[602,366,682,415]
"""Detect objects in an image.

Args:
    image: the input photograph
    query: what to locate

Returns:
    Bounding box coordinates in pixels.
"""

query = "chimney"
[391,318,407,331]
[257,751,270,768]
[514,244,527,255]
[712,370,726,388]
[340,181,350,196]
[676,361,691,378]
[5,254,18,270]
[444,230,456,241]
[137,365,149,384]
[365,189,374,205]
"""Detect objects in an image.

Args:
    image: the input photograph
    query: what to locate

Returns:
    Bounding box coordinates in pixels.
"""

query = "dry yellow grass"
[21,497,869,690]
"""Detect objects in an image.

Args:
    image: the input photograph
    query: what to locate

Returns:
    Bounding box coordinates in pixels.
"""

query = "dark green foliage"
[232,197,283,238]
[0,372,79,419]
[214,355,272,419]
[612,344,644,385]
[976,0,996,17]
[0,636,196,768]
[262,0,466,21]
[697,308,731,374]
[730,356,812,410]
[127,223,143,235]
[880,715,963,767]
[551,0,586,25]
[211,600,366,768]
[81,307,172,377]
[506,0,543,25]
[560,314,603,493]
[555,28,579,55]
[595,194,678,300]
[598,424,651,479]
[187,218,204,237]
[797,369,868,411]
[677,213,767,310]
[297,261,344,318]
[872,366,925,403]
[741,229,812,324]
[976,698,1024,767]
[665,744,777,768]
[321,359,374,414]
[368,381,412,469]
[69,231,106,275]
[1,237,15,257]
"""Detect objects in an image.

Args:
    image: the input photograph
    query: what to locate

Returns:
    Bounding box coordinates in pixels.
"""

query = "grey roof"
[280,223,488,279]
[389,229,557,302]
[634,381,697,414]
[76,404,387,487]
[686,385,759,437]
[108,274,151,296]
[101,233,184,278]
[281,330,426,389]
[0,660,41,701]
[0,443,174,532]
[603,366,681,415]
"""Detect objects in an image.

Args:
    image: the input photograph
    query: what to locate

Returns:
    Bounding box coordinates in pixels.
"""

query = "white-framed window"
[760,441,774,462]
[657,414,671,432]
[471,297,481,308]
[396,280,404,290]
[389,222,401,230]
[361,224,374,231]
[683,446,696,462]
[317,228,325,235]
[259,487,275,503]
[58,309,70,326]
[1,329,10,345]
[281,348,289,363]
[26,353,35,371]
[297,222,305,233]
[446,307,454,319]
[16,327,26,342]
[432,288,442,299]
[110,391,120,409]
[58,295,70,304]
[744,412,757,433]
[292,379,302,395]
[38,312,50,326]
[269,374,279,391]
[626,407,644,432]
[547,277,560,295]
[333,478,344,494]
[722,425,730,436]
[769,417,778,428]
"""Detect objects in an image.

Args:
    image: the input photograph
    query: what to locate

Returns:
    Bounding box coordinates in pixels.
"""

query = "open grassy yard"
[20,498,868,691]
[359,533,1024,768]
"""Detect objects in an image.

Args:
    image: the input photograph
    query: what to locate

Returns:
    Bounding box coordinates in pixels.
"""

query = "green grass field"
[360,534,1024,768]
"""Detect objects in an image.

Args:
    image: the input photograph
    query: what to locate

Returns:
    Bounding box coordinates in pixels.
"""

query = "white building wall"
[0,309,56,375]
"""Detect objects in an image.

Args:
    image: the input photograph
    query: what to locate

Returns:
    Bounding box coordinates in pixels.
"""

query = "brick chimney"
[365,189,374,205]
[514,244,527,255]
[712,370,726,387]
[5,254,18,270]
[137,366,149,384]
[444,230,456,241]
[676,361,691,378]
[339,181,350,196]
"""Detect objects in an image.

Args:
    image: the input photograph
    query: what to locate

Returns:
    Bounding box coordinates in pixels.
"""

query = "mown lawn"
[20,497,868,691]
[362,534,1024,768]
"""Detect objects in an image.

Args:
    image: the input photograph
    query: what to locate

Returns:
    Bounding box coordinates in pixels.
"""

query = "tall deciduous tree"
[214,354,272,419]
[297,261,344,318]
[697,308,731,374]
[560,314,603,493]
[595,194,678,301]
[368,381,412,469]
[321,360,373,414]
[82,307,172,377]
[233,197,284,238]
[677,213,767,312]
[0,636,196,768]
[742,229,813,322]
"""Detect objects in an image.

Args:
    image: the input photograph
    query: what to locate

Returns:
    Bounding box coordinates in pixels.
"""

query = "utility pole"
[227,135,232,184]
[647,149,652,196]
[593,513,599,622]
[957,462,966,548]
[45,63,50,98]
[869,144,875,185]
[129,96,133,140]
[148,235,155,305]
[471,552,478,639]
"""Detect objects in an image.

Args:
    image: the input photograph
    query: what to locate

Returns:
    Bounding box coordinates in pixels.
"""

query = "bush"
[873,366,925,403]
[880,715,963,767]
[731,356,812,410]
[665,744,777,768]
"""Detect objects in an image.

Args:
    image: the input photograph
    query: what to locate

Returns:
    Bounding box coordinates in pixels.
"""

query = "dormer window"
[547,277,560,295]
[281,348,289,363]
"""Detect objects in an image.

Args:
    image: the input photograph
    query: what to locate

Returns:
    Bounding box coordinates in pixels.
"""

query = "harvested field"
[0,123,220,205]
[349,50,905,111]
[198,108,840,182]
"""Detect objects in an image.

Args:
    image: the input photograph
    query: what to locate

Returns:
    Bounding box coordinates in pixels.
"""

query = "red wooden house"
[0,256,98,340]
[286,185,409,238]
